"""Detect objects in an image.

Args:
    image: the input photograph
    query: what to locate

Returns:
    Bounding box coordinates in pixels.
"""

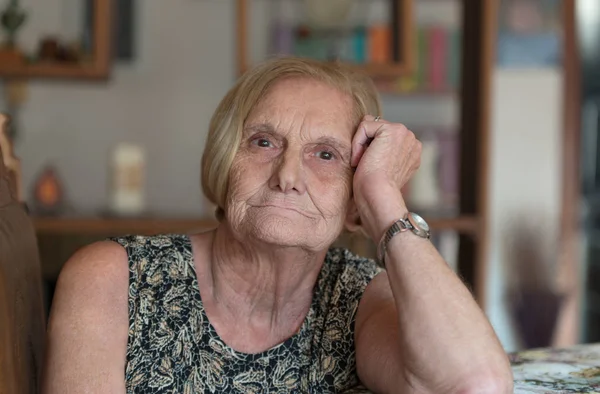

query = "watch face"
[409,212,430,232]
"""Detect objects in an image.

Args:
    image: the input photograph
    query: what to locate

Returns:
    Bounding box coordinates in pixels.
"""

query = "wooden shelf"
[0,63,109,80]
[428,215,478,234]
[33,216,218,236]
[33,215,477,236]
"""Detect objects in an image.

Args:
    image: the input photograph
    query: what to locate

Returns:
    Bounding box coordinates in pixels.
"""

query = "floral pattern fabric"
[511,343,600,393]
[110,234,383,393]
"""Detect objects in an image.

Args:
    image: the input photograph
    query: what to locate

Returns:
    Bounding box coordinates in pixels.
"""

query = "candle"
[109,143,146,216]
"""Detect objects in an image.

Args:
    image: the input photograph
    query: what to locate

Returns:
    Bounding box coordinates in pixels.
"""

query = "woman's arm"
[350,116,513,394]
[42,241,129,393]
[355,234,513,394]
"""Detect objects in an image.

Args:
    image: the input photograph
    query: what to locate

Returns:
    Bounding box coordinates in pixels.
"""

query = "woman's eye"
[252,138,273,148]
[316,151,335,161]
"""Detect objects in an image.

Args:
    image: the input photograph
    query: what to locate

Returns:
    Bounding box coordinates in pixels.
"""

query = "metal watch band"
[377,218,410,266]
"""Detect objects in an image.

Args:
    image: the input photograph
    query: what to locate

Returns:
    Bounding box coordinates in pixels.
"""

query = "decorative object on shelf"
[0,0,27,48]
[0,0,27,67]
[108,143,146,216]
[497,0,561,68]
[303,0,355,29]
[408,137,441,211]
[506,214,564,348]
[36,37,82,64]
[0,113,22,201]
[32,165,65,216]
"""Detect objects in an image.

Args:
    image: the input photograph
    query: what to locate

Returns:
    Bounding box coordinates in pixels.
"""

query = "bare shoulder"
[57,240,129,289]
[43,241,129,393]
[59,241,128,282]
[52,240,130,310]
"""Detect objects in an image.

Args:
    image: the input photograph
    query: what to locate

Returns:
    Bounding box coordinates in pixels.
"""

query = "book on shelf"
[405,126,459,213]
[267,22,462,95]
[393,25,462,95]
[428,26,447,91]
[368,24,391,64]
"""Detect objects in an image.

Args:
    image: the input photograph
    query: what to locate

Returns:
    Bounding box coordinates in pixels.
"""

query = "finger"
[351,119,388,167]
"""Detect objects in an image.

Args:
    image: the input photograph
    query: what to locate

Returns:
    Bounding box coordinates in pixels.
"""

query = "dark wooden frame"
[236,0,414,78]
[0,0,112,80]
[455,0,497,306]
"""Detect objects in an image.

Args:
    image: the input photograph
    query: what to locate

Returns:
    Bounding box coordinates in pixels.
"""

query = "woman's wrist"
[356,187,409,242]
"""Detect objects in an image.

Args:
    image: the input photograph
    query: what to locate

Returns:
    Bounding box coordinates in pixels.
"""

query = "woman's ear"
[344,198,362,233]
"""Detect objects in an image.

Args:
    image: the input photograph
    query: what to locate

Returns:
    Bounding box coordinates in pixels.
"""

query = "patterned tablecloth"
[511,343,600,393]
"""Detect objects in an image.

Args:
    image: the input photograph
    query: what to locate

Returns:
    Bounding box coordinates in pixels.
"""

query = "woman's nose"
[269,151,307,194]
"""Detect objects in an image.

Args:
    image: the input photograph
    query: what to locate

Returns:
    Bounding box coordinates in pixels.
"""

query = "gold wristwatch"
[377,212,431,267]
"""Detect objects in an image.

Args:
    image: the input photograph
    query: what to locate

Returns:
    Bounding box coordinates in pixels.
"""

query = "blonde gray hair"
[201,57,381,220]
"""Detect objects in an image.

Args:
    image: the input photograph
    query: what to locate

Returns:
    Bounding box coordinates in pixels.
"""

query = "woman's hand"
[351,115,422,242]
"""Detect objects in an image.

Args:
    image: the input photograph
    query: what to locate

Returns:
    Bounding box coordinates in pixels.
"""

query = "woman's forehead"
[256,78,353,113]
[247,79,356,133]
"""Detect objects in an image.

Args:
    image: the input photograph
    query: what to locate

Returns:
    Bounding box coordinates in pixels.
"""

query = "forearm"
[384,230,513,393]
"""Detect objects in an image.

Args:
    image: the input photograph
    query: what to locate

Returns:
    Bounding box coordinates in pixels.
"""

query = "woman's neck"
[207,223,326,333]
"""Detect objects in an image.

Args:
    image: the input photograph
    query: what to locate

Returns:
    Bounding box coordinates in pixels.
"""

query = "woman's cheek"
[307,159,352,186]
[306,160,353,201]
[232,150,273,177]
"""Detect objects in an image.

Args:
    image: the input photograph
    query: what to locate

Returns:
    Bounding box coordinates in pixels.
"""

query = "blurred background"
[0,0,592,353]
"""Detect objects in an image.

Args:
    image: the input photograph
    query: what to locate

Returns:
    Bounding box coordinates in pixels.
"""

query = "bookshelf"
[237,0,415,77]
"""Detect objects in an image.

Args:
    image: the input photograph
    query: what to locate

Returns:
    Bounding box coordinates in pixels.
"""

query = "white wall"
[486,68,563,351]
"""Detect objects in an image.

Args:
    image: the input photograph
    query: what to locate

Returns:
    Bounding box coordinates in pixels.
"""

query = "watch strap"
[376,213,431,267]
[377,218,410,266]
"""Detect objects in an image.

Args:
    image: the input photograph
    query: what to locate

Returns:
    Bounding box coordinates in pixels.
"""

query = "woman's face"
[225,78,356,251]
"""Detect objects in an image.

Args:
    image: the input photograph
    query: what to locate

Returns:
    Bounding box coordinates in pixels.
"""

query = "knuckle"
[392,124,412,137]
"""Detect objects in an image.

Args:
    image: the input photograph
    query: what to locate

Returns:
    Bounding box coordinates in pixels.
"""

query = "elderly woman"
[42,57,512,393]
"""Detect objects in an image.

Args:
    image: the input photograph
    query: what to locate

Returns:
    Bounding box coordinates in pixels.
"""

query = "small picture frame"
[85,0,136,61]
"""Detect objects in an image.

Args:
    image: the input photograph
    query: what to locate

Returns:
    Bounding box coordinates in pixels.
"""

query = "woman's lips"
[254,204,315,218]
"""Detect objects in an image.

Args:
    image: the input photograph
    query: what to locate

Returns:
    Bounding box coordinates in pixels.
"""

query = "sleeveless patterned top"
[111,234,383,393]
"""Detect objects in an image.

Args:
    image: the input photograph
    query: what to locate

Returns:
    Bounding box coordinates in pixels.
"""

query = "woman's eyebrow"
[244,123,277,135]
